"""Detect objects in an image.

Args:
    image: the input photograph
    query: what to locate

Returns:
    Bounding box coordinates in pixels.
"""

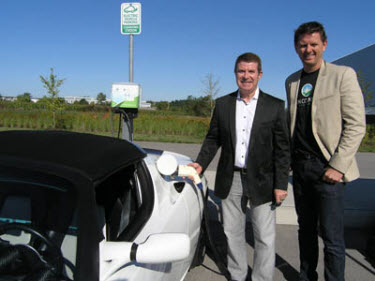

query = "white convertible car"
[0,130,207,281]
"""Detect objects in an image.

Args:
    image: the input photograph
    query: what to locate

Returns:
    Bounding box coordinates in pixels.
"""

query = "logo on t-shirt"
[301,83,313,97]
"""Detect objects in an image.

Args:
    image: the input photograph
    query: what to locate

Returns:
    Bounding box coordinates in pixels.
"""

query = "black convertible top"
[0,130,146,183]
[0,130,147,281]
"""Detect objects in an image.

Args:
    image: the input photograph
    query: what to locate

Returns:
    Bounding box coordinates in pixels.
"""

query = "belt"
[234,166,247,174]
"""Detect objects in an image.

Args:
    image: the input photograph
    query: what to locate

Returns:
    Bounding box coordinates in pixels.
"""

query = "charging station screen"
[111,83,141,108]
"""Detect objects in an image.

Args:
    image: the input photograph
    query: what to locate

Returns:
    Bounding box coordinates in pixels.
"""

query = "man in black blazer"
[191,53,290,281]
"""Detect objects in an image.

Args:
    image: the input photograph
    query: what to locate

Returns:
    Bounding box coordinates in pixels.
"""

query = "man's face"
[295,32,327,72]
[235,61,262,96]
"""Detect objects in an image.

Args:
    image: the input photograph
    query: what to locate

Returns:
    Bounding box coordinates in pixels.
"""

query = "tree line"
[1,69,222,119]
[149,73,221,117]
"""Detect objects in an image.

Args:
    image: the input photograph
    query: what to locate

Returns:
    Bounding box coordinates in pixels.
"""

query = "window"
[96,161,154,242]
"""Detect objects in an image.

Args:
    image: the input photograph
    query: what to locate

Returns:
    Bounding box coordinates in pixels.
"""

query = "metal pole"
[122,34,134,141]
[129,34,134,82]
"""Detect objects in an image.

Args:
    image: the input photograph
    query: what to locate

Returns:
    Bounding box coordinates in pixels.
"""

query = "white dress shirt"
[234,88,260,168]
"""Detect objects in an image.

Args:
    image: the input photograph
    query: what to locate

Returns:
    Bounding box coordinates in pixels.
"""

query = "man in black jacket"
[191,53,290,281]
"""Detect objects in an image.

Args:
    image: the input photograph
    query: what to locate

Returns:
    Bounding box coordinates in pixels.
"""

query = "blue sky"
[1,0,374,102]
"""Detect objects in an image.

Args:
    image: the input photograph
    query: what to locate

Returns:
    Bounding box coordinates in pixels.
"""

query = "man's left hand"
[322,167,343,184]
[274,189,288,205]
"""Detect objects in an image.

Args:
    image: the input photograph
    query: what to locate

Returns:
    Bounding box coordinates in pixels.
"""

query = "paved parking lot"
[184,223,374,281]
[137,142,375,281]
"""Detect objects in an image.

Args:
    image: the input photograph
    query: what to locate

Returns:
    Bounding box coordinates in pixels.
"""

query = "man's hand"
[274,189,288,205]
[322,167,343,184]
[188,162,203,175]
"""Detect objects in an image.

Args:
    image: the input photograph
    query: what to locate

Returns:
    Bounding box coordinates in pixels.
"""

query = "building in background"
[1,94,151,109]
[64,96,98,104]
[332,43,375,123]
[0,96,17,102]
[332,43,375,107]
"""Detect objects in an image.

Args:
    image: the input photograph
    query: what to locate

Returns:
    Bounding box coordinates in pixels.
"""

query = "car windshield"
[0,173,78,280]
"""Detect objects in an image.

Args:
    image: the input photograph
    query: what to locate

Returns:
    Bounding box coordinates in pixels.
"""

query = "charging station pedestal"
[111,83,141,141]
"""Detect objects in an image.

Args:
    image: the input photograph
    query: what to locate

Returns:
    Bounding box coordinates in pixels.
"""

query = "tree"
[168,95,212,116]
[357,70,374,106]
[40,68,66,128]
[156,101,169,111]
[96,92,106,105]
[16,92,31,103]
[192,96,211,117]
[201,73,221,116]
[78,98,89,105]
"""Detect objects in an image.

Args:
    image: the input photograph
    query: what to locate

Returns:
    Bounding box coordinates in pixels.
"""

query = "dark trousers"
[292,157,346,281]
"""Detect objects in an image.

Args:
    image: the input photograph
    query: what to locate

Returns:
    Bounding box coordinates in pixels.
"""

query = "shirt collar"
[236,87,260,102]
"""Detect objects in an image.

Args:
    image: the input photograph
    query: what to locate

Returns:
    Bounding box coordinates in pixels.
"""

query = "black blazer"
[196,90,290,206]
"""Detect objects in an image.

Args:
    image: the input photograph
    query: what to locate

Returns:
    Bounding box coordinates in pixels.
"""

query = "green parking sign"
[121,2,141,35]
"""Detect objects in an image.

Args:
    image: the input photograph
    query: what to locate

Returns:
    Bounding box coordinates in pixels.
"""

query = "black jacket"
[196,90,290,206]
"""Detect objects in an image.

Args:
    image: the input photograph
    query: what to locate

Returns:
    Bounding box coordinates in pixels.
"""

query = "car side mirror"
[100,233,190,280]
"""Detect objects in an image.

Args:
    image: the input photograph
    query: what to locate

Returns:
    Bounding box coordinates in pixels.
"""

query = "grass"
[0,109,374,150]
[359,124,375,152]
[359,139,375,152]
[0,109,210,143]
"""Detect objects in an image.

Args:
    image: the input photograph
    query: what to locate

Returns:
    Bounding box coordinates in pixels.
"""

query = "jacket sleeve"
[272,101,291,190]
[329,67,366,174]
[196,104,221,171]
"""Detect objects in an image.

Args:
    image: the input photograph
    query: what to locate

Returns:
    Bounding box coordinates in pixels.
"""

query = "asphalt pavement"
[136,141,375,281]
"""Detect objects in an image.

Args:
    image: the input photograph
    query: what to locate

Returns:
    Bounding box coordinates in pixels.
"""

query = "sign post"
[118,2,142,141]
[121,2,141,82]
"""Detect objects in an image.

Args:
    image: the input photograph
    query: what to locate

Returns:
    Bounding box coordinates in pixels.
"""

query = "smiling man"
[191,53,290,281]
[285,22,366,281]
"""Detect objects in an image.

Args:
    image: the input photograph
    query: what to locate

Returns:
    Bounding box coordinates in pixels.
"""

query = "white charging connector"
[178,165,201,185]
[156,153,202,186]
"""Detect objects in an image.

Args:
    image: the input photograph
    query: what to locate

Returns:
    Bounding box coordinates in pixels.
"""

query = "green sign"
[121,3,141,35]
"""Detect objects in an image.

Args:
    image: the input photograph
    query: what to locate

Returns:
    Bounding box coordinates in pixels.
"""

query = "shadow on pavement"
[344,228,375,274]
[342,177,375,274]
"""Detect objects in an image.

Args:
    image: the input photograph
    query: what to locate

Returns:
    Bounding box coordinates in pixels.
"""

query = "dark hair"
[294,21,327,45]
[234,52,262,73]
